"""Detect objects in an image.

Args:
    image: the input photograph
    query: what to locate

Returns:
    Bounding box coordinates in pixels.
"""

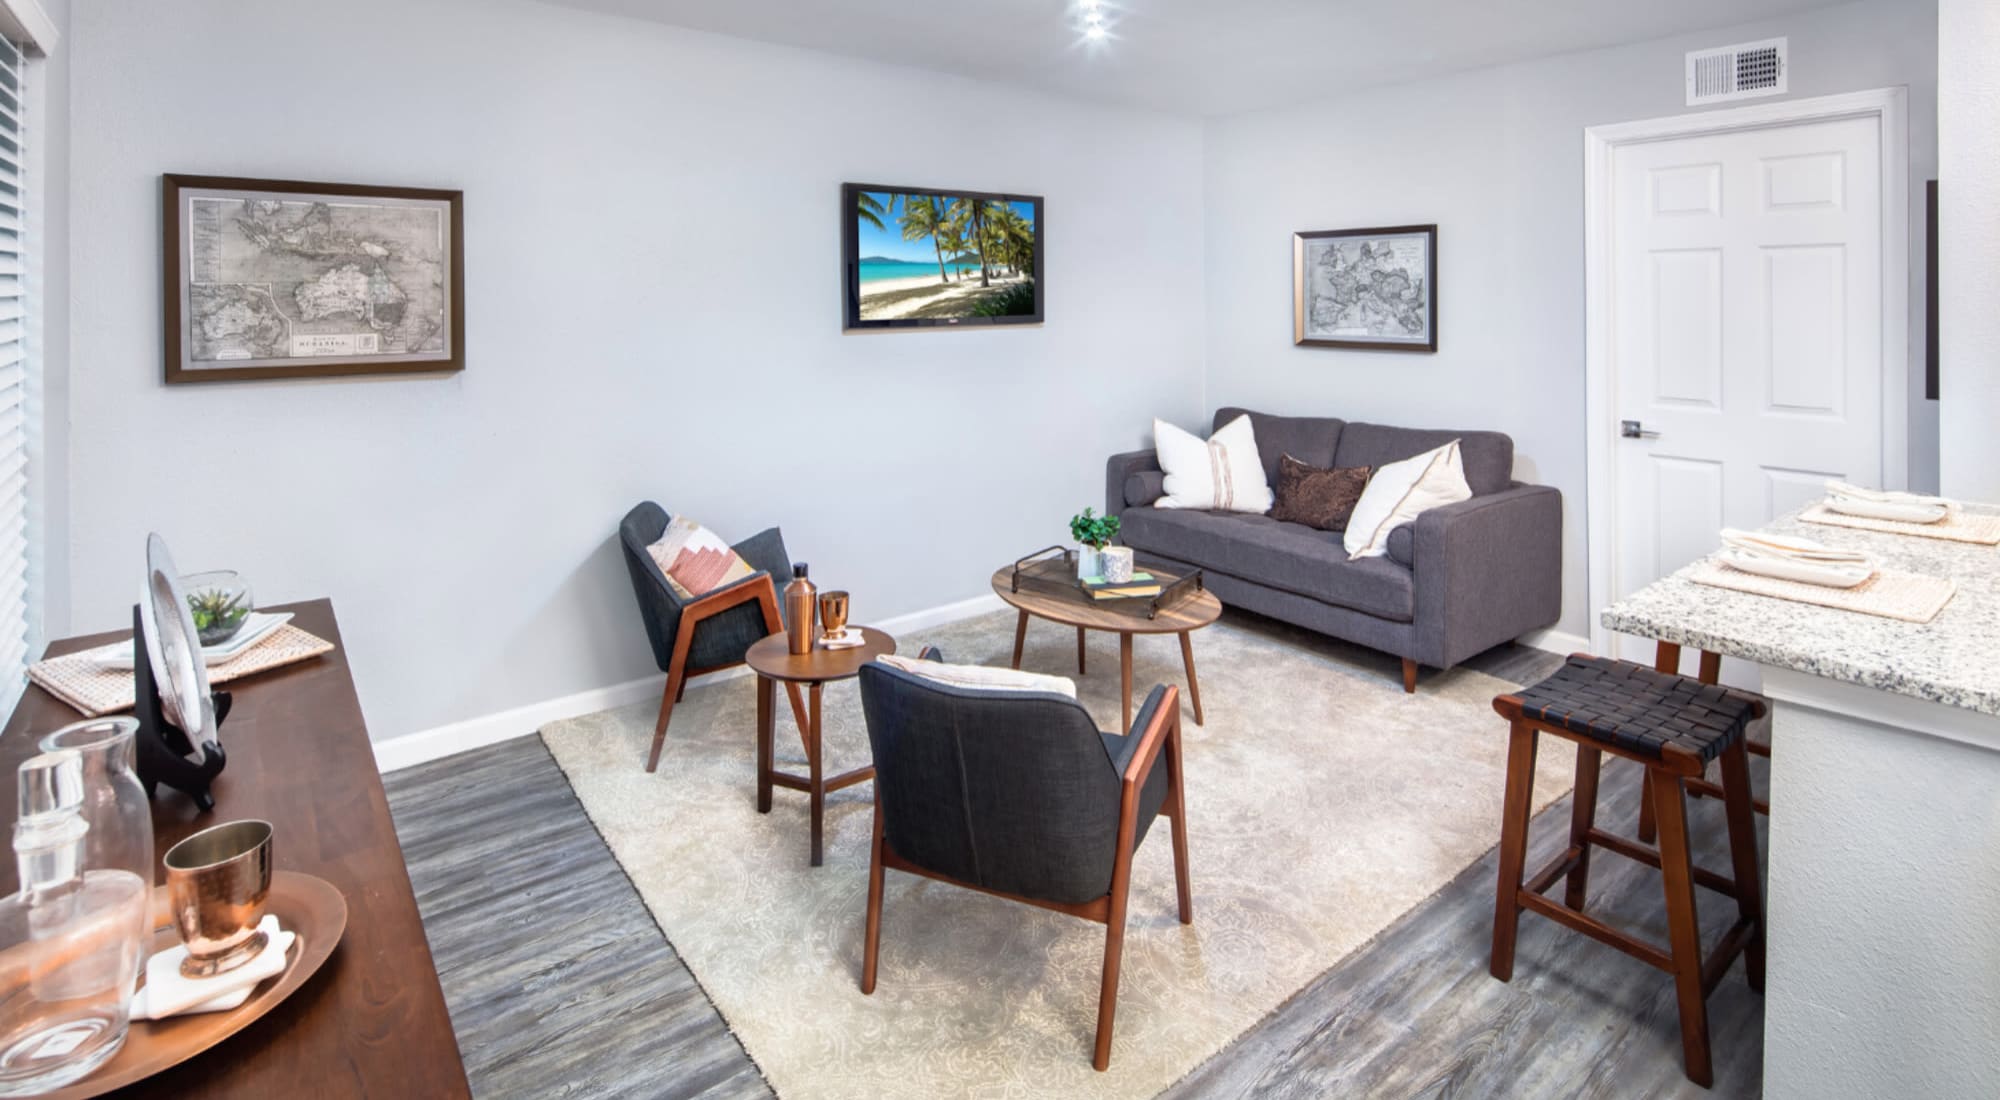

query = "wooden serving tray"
[47,870,348,1099]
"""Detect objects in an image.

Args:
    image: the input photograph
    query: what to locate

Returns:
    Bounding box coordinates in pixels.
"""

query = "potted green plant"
[1069,508,1121,579]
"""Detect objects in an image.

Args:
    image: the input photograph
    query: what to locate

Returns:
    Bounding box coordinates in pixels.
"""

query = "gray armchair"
[618,502,806,772]
[855,648,1192,1071]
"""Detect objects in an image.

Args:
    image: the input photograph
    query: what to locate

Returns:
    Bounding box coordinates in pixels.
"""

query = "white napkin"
[1719,529,1870,562]
[132,916,295,1020]
[1716,547,1876,588]
[1715,528,1878,588]
[1823,480,1958,524]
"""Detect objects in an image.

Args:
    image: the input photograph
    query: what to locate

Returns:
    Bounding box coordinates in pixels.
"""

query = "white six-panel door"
[1607,114,1884,661]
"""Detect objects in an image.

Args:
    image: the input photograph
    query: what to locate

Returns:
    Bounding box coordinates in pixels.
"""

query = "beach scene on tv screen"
[854,190,1037,322]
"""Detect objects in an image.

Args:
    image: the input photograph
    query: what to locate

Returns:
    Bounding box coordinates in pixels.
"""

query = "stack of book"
[1080,572,1162,600]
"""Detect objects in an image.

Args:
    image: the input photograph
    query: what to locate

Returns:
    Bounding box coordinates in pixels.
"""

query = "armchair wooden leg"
[646,615,700,773]
[1094,847,1135,1072]
[1401,658,1418,694]
[862,801,886,994]
[646,670,682,774]
[1166,713,1192,924]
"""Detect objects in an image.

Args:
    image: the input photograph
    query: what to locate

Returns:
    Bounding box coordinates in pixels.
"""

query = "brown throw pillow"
[1270,454,1372,532]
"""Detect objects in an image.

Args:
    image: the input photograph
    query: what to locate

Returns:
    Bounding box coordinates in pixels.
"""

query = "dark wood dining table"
[0,598,469,1098]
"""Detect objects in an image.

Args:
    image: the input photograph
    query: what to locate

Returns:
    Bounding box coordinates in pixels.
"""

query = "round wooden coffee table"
[746,627,896,867]
[988,564,1222,732]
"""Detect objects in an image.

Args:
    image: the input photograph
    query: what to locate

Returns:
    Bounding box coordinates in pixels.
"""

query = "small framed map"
[1293,224,1436,352]
[162,174,464,383]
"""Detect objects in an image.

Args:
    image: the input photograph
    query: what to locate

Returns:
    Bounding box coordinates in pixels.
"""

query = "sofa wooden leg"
[1401,658,1418,694]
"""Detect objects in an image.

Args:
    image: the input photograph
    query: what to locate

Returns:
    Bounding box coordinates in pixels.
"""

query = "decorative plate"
[138,534,219,754]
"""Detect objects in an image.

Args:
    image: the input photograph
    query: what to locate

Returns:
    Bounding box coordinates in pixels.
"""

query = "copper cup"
[818,591,850,639]
[163,819,273,979]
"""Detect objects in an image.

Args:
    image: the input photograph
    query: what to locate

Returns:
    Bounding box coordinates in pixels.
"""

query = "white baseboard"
[372,592,1011,773]
[1517,627,1594,657]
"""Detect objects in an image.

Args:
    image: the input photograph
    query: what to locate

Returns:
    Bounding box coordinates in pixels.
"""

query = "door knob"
[1620,420,1661,439]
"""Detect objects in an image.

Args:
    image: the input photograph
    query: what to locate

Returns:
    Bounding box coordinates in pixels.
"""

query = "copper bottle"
[784,563,816,655]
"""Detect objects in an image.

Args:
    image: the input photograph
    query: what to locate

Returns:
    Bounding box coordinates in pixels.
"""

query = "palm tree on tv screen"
[856,190,889,231]
[949,196,1007,287]
[987,206,1034,277]
[898,195,950,284]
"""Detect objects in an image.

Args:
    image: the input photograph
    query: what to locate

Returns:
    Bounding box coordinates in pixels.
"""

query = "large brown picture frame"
[162,174,464,384]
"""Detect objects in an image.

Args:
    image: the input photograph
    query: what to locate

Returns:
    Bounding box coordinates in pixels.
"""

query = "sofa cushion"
[1385,523,1416,567]
[1154,414,1275,513]
[1118,508,1414,622]
[1124,470,1165,508]
[1270,454,1371,531]
[1334,422,1514,497]
[1344,439,1474,559]
[1212,407,1343,488]
[874,654,1077,698]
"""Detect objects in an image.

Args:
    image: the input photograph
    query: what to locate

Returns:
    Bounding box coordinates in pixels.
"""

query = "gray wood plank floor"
[384,736,770,1099]
[384,632,1764,1099]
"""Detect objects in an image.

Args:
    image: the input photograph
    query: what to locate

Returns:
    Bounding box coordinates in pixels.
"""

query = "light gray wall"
[63,0,1205,739]
[1201,0,1938,641]
[1937,0,2000,499]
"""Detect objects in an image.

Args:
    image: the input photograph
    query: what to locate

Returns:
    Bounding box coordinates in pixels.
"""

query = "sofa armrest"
[1106,449,1163,516]
[1411,482,1562,669]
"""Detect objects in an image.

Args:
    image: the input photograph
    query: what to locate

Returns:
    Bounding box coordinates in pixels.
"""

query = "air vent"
[1685,37,1787,106]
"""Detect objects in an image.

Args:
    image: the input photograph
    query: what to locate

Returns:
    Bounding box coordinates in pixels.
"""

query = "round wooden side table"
[989,564,1222,732]
[745,627,896,867]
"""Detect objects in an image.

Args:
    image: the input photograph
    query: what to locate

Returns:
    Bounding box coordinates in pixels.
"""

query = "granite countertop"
[1600,507,2000,716]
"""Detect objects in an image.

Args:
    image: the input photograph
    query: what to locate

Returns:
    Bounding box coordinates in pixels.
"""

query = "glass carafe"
[0,751,148,1095]
[38,720,154,892]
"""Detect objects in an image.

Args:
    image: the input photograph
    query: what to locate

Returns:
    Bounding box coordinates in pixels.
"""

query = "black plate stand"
[131,604,229,811]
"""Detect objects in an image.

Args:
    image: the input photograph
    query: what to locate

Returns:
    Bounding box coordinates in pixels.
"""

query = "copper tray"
[48,870,348,1099]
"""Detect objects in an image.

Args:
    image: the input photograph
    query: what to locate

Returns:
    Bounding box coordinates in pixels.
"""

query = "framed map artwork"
[162,174,464,383]
[1292,224,1436,352]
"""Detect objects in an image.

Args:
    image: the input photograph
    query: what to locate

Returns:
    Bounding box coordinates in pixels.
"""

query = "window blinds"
[0,33,28,694]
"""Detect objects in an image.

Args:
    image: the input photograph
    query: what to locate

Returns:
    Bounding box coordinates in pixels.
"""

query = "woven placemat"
[1799,503,2000,545]
[1688,559,1956,624]
[25,625,336,718]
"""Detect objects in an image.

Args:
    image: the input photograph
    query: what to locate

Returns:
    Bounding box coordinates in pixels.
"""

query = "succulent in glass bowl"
[182,571,253,646]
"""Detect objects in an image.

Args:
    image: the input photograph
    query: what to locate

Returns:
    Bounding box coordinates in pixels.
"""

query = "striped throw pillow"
[646,516,755,600]
[1152,414,1274,513]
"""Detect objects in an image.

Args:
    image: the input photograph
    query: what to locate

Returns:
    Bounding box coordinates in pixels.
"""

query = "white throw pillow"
[1343,440,1474,559]
[1152,414,1275,513]
[874,655,1078,698]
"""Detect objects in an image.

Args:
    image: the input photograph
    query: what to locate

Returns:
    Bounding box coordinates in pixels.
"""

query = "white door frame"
[1583,87,1911,657]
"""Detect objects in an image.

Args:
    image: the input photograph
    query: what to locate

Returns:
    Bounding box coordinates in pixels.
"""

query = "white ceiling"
[537,0,1849,117]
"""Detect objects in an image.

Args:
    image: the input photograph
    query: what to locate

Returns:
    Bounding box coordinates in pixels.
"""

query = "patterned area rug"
[540,611,1574,1098]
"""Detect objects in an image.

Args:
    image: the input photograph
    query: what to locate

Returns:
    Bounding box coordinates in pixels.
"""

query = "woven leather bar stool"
[1636,641,1773,844]
[1490,655,1766,1088]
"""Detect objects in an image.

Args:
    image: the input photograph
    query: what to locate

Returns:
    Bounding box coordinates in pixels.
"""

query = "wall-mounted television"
[843,182,1042,331]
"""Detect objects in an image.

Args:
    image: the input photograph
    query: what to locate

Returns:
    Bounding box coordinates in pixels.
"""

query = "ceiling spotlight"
[1085,23,1106,40]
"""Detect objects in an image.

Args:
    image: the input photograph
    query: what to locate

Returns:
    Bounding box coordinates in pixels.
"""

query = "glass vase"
[0,751,148,1095]
[38,720,154,895]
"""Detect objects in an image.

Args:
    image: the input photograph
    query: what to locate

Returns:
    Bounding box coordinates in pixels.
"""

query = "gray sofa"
[1106,407,1561,691]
